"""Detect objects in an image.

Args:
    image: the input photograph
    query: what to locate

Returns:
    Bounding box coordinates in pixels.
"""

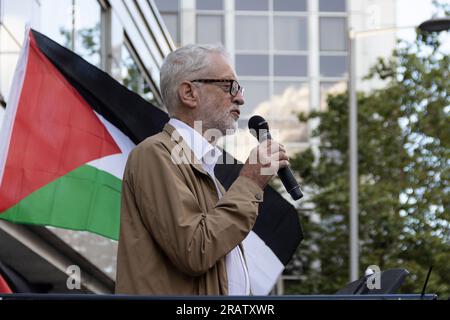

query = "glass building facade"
[153,0,356,161]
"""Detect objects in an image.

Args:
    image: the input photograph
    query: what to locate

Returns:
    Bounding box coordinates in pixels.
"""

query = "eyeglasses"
[191,79,244,97]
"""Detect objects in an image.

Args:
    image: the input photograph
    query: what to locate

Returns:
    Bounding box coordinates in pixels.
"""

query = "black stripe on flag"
[215,158,303,266]
[31,29,169,144]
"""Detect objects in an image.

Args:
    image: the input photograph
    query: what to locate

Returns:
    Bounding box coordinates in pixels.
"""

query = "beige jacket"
[115,123,263,295]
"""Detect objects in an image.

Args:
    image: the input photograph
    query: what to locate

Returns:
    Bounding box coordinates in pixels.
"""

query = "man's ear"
[177,81,198,109]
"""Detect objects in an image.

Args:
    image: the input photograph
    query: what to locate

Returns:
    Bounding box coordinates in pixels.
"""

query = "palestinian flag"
[0,28,167,239]
[0,29,302,294]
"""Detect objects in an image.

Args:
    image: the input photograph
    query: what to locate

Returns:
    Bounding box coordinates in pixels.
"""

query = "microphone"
[248,115,303,201]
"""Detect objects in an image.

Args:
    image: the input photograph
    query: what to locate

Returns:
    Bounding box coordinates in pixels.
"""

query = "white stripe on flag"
[242,230,285,295]
[0,27,31,185]
[88,112,135,179]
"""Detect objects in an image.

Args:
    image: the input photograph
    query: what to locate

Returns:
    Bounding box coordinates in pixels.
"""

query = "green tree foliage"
[286,27,449,297]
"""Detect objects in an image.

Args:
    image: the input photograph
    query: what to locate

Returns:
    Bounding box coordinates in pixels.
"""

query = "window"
[72,0,102,67]
[142,80,156,103]
[0,26,21,102]
[274,17,308,51]
[235,54,269,76]
[121,44,158,105]
[1,0,41,99]
[319,0,346,12]
[41,0,102,67]
[320,17,347,51]
[239,80,270,115]
[320,81,347,110]
[196,0,223,10]
[235,16,269,50]
[161,13,179,44]
[274,55,307,77]
[121,45,142,94]
[197,15,223,44]
[154,0,180,45]
[274,81,308,97]
[320,55,347,77]
[154,0,178,11]
[40,0,77,46]
[235,0,269,11]
[270,119,309,143]
[1,0,40,41]
[273,0,307,12]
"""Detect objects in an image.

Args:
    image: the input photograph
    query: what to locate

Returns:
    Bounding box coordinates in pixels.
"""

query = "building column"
[308,0,321,163]
[180,0,195,45]
[224,0,234,65]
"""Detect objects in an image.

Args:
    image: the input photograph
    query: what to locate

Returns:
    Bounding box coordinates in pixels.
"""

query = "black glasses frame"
[191,79,244,97]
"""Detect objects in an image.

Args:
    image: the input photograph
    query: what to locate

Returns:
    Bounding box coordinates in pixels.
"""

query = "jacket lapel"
[163,123,209,177]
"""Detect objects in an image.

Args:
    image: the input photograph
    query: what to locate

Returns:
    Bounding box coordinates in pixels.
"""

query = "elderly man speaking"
[115,44,290,295]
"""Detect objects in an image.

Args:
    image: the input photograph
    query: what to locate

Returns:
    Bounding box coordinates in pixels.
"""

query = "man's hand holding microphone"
[240,115,303,201]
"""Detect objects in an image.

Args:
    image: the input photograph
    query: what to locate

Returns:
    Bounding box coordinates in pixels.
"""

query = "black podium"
[336,268,409,295]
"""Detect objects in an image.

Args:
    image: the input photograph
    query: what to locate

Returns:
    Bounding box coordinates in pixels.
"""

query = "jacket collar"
[168,118,222,171]
[163,123,210,176]
[163,123,228,202]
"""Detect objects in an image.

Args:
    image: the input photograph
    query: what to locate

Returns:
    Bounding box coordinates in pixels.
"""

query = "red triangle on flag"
[0,272,12,293]
[0,32,121,212]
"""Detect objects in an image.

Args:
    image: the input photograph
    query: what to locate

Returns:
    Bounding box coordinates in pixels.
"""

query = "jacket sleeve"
[125,141,263,276]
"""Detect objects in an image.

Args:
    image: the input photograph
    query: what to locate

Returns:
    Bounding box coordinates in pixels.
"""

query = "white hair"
[160,44,230,114]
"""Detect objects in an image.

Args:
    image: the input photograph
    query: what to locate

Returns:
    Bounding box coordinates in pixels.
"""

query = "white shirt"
[169,118,250,295]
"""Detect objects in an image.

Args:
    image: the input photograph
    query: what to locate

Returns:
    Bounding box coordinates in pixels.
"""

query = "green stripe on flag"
[0,164,122,240]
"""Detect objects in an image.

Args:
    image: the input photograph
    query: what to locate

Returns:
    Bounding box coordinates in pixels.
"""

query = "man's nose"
[232,90,245,106]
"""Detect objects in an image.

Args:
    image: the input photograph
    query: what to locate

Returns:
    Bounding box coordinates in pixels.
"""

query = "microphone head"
[248,115,271,141]
[248,115,269,131]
